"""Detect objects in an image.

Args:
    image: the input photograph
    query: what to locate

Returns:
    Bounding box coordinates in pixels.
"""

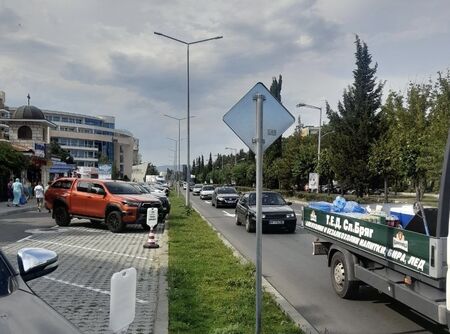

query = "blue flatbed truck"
[303,131,450,326]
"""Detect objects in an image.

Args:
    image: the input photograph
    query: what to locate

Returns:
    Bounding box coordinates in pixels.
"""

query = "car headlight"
[122,200,140,207]
[262,214,266,219]
[217,197,224,201]
[286,213,295,218]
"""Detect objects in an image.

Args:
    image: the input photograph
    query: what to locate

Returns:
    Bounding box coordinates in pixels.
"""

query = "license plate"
[269,220,284,225]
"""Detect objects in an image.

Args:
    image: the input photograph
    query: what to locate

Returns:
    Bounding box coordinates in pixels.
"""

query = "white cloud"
[1,0,449,166]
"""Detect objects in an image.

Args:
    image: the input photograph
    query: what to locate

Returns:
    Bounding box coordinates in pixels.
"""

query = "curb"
[190,202,320,334]
[153,221,169,334]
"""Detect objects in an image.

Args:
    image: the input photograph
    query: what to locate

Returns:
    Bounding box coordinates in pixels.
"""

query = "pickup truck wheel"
[330,252,359,299]
[235,212,241,225]
[106,211,125,233]
[54,206,71,226]
[245,215,255,233]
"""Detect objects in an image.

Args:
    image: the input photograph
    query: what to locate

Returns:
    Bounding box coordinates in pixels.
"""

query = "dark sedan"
[235,191,296,233]
[0,248,81,333]
[212,187,240,208]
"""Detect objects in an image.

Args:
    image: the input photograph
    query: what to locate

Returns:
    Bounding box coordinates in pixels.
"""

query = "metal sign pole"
[253,93,265,334]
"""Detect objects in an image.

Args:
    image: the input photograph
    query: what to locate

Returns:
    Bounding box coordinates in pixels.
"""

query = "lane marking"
[16,235,33,243]
[23,238,148,260]
[205,201,211,204]
[43,276,149,304]
[222,210,235,218]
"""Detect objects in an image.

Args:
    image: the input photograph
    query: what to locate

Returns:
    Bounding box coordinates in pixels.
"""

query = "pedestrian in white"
[34,181,44,212]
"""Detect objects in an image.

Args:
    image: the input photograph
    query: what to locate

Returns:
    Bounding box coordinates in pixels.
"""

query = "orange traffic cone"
[143,228,159,249]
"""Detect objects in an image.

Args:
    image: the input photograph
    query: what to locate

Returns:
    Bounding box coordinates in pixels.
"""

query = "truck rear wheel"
[54,206,71,226]
[330,252,359,299]
[106,211,125,233]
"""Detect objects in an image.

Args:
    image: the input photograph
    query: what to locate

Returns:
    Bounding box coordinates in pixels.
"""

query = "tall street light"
[296,103,322,192]
[163,114,195,196]
[155,32,223,207]
[167,138,177,187]
[225,147,238,165]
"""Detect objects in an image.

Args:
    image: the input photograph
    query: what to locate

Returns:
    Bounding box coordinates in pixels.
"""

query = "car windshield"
[217,188,237,194]
[105,182,142,194]
[249,192,286,206]
[194,184,202,188]
[202,186,214,191]
[0,254,13,297]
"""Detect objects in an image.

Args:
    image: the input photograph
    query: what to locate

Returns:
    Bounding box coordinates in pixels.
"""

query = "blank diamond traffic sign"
[223,82,295,153]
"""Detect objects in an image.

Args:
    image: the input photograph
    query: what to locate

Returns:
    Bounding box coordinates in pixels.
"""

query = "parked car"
[45,178,163,232]
[199,185,215,200]
[212,187,239,208]
[192,184,203,196]
[235,191,296,233]
[0,247,81,333]
[132,183,171,220]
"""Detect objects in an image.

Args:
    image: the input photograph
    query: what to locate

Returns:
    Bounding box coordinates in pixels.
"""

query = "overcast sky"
[1,0,450,167]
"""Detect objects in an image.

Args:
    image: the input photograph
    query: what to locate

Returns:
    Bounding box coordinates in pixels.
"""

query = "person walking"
[34,181,44,212]
[6,179,13,207]
[12,178,23,207]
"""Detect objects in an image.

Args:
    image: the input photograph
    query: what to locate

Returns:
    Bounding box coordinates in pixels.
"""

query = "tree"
[145,163,158,175]
[327,36,384,197]
[49,140,74,164]
[265,75,283,188]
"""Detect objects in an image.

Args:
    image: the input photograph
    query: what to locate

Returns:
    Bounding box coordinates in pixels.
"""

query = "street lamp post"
[167,138,177,186]
[163,114,194,196]
[296,103,322,192]
[225,147,238,165]
[155,32,223,207]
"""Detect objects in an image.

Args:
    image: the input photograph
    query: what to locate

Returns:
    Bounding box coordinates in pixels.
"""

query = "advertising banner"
[98,164,112,180]
[304,207,431,276]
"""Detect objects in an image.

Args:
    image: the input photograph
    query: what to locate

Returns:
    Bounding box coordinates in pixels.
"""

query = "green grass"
[168,195,302,334]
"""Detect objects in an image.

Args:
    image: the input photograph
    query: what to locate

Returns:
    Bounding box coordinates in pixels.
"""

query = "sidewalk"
[0,200,39,217]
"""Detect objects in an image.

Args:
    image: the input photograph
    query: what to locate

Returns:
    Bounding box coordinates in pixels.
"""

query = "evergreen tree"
[207,153,213,172]
[265,75,284,188]
[327,36,384,197]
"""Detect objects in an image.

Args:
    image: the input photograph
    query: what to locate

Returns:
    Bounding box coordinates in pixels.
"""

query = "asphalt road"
[189,194,449,334]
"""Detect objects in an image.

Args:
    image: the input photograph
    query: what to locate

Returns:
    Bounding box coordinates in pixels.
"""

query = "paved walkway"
[0,200,39,217]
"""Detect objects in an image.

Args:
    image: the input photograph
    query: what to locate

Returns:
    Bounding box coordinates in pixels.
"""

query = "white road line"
[205,201,211,204]
[16,235,33,243]
[24,238,148,260]
[43,276,149,304]
[222,210,235,218]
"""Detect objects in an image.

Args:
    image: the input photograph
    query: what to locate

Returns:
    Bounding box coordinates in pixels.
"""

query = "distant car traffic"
[199,185,215,200]
[131,183,171,221]
[192,184,203,196]
[212,187,239,208]
[235,191,296,233]
[0,248,81,333]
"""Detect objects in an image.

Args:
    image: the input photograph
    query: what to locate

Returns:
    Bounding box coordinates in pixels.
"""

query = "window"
[17,126,32,139]
[51,180,73,189]
[76,181,90,192]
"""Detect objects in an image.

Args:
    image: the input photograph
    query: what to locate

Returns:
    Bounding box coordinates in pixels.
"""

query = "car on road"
[235,191,296,233]
[192,184,203,196]
[45,178,163,233]
[0,247,81,333]
[199,185,215,200]
[211,187,239,208]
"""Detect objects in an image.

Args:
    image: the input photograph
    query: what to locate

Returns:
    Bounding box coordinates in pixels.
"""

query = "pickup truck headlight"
[286,213,295,218]
[122,200,140,207]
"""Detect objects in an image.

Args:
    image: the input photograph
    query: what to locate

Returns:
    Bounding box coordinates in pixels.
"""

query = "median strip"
[168,194,302,333]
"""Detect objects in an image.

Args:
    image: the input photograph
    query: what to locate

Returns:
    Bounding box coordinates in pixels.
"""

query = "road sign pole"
[254,93,265,334]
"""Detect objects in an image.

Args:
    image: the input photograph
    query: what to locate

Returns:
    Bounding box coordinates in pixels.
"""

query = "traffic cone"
[143,228,159,249]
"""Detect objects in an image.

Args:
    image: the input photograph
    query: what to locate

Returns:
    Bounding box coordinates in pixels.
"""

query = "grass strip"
[168,194,302,334]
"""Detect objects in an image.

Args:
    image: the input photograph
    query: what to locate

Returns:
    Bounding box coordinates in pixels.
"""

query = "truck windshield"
[105,182,142,194]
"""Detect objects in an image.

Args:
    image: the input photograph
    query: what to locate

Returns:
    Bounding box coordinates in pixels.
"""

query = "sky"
[1,0,450,167]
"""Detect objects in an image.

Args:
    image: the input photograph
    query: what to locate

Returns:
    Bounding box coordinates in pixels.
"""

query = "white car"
[199,185,215,200]
[192,184,203,196]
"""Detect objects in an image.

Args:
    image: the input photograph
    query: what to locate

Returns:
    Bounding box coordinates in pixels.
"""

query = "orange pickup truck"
[45,178,163,232]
